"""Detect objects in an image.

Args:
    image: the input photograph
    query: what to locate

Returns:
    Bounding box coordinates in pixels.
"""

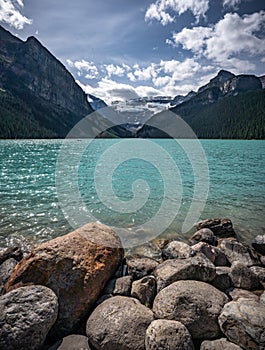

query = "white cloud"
[104,64,126,78]
[145,0,210,25]
[131,63,158,81]
[170,11,265,72]
[0,0,32,29]
[66,59,99,79]
[223,0,242,9]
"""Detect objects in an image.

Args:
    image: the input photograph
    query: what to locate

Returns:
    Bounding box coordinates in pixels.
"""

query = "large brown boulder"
[3,223,123,340]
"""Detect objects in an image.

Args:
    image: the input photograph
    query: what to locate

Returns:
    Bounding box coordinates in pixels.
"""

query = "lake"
[0,139,264,249]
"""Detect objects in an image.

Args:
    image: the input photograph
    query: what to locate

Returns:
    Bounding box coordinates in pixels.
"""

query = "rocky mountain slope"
[0,25,94,138]
[137,70,265,139]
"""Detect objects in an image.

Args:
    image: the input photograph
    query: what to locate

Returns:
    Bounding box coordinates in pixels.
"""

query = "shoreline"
[0,218,265,349]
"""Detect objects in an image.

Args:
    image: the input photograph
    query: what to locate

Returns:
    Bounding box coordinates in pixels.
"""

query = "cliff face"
[0,25,93,138]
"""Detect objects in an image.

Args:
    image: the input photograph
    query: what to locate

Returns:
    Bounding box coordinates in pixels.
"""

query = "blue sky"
[0,0,264,103]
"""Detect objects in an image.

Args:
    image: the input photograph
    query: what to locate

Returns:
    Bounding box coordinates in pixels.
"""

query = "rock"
[229,262,260,290]
[154,254,216,292]
[219,298,265,349]
[191,242,228,266]
[4,223,123,340]
[131,275,157,308]
[48,335,91,350]
[260,291,265,305]
[126,255,159,280]
[252,234,265,255]
[0,258,17,294]
[195,218,237,239]
[104,276,132,296]
[200,338,243,349]
[130,242,162,261]
[191,242,215,262]
[153,280,228,339]
[211,266,232,292]
[0,246,23,265]
[145,319,194,350]
[0,285,58,350]
[162,241,193,260]
[249,266,265,285]
[189,228,217,246]
[228,289,259,302]
[86,296,154,350]
[219,240,260,267]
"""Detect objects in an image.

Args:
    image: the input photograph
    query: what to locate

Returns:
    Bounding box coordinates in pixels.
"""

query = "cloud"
[170,11,265,72]
[128,63,158,81]
[77,78,140,104]
[0,0,32,29]
[145,0,210,25]
[104,64,129,78]
[66,59,99,79]
[223,0,242,9]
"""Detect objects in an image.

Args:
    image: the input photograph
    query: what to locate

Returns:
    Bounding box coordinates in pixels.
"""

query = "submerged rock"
[0,246,23,265]
[219,298,265,350]
[86,296,154,350]
[145,319,194,350]
[153,280,228,339]
[0,285,58,350]
[154,254,216,292]
[4,222,123,340]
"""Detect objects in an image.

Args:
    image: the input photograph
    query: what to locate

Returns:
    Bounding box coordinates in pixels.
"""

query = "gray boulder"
[200,338,243,349]
[228,288,259,302]
[249,266,265,285]
[104,276,132,296]
[195,218,237,239]
[131,275,156,308]
[0,246,23,265]
[145,319,194,350]
[260,291,265,305]
[0,285,58,350]
[211,266,232,291]
[252,234,265,255]
[229,262,260,290]
[153,280,228,339]
[219,298,265,350]
[0,258,17,293]
[154,254,216,292]
[189,228,217,246]
[48,335,91,350]
[191,242,229,266]
[162,241,193,260]
[220,239,260,267]
[86,296,154,350]
[126,255,159,280]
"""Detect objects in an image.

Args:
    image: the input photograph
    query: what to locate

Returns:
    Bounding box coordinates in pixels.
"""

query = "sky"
[0,0,265,103]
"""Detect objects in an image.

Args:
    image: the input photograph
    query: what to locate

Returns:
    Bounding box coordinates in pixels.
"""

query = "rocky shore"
[0,219,265,350]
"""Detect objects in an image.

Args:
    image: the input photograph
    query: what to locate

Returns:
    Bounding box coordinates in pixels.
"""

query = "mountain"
[137,70,265,139]
[0,25,94,138]
[87,94,108,110]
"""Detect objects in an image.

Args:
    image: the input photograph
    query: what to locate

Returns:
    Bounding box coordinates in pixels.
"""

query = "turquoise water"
[0,139,264,247]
